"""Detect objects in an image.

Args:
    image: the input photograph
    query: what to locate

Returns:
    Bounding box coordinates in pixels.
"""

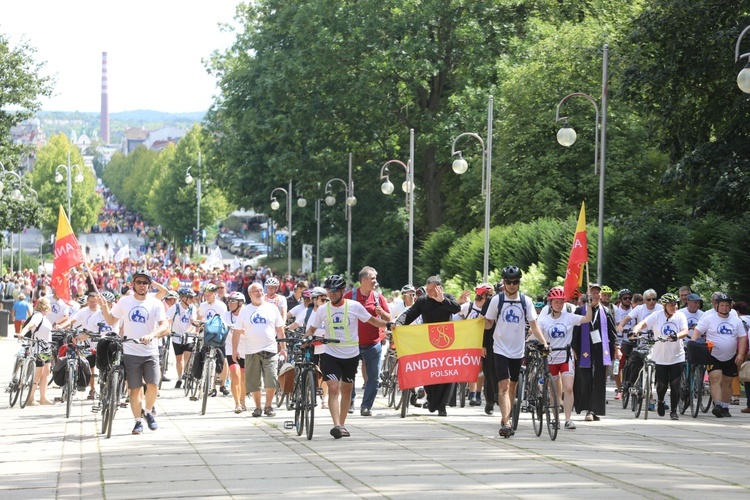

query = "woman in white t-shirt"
[17,297,54,406]
[537,288,591,430]
[223,292,245,413]
[632,293,688,420]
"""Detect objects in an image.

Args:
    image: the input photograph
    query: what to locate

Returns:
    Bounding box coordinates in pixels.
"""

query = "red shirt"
[343,288,390,346]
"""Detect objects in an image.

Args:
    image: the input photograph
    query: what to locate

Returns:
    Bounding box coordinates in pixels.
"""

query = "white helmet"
[265,277,279,287]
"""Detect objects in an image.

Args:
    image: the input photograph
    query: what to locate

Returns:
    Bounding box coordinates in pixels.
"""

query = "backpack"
[495,292,530,325]
[203,314,229,347]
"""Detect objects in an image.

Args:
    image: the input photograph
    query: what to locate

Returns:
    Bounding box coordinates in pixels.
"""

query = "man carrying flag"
[50,206,85,301]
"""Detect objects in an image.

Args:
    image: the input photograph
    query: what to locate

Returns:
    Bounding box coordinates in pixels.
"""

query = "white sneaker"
[565,420,576,430]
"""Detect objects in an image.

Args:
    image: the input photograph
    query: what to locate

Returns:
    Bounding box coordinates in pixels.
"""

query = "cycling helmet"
[547,288,566,300]
[227,291,245,302]
[501,266,522,280]
[101,291,116,303]
[416,286,426,296]
[164,291,179,300]
[600,285,613,295]
[178,287,193,297]
[686,293,702,302]
[475,283,493,297]
[133,268,153,283]
[265,277,280,287]
[203,283,217,293]
[715,293,732,304]
[618,288,632,298]
[302,289,311,298]
[310,286,328,298]
[323,275,346,292]
[571,288,582,299]
[659,293,679,304]
[77,295,87,305]
[401,284,416,294]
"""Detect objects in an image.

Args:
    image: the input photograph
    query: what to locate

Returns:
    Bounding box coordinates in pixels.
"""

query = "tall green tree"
[29,134,102,233]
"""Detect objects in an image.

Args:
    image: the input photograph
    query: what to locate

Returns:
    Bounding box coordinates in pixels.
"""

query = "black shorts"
[227,354,245,369]
[494,353,523,383]
[173,342,194,356]
[707,356,738,377]
[320,353,358,383]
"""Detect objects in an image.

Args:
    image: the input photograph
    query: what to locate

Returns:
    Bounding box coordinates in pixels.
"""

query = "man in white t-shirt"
[232,282,285,418]
[264,277,287,320]
[305,275,391,439]
[198,283,228,321]
[484,266,547,438]
[678,293,704,342]
[166,289,197,388]
[100,269,169,435]
[47,288,72,328]
[617,288,663,336]
[692,293,748,418]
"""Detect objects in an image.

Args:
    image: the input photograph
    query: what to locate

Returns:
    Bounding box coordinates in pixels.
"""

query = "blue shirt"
[12,300,32,321]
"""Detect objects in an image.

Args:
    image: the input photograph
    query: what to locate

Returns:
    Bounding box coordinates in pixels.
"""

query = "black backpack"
[495,292,529,325]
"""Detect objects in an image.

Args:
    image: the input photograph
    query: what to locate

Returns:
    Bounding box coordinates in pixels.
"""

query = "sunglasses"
[504,280,520,285]
[134,280,150,285]
[403,293,415,297]
[621,296,632,301]
[228,299,240,303]
[217,286,226,289]
[318,297,330,302]
[645,298,657,302]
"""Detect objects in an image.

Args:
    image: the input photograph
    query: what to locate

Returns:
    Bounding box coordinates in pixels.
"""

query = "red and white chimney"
[100,51,110,144]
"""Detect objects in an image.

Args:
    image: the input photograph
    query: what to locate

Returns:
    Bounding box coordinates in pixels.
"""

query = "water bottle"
[612,358,620,375]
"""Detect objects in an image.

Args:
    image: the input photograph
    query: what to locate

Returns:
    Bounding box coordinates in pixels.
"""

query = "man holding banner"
[395,276,461,417]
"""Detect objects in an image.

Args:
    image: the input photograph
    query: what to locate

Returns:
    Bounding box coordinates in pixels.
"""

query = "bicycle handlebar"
[276,336,341,345]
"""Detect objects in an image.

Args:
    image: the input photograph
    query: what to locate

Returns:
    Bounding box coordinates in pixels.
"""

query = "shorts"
[34,357,51,368]
[321,353,359,384]
[707,356,738,377]
[173,342,194,356]
[227,354,245,369]
[123,354,160,388]
[493,354,523,383]
[244,351,278,393]
[549,362,574,377]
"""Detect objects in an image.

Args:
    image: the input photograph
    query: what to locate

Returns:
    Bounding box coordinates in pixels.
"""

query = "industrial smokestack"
[100,51,110,144]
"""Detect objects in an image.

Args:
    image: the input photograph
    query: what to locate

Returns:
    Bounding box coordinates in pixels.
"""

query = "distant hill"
[110,110,205,123]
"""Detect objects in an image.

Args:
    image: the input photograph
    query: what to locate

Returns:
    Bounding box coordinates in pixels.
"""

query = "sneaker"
[132,421,144,434]
[712,406,724,418]
[175,380,182,389]
[162,376,171,382]
[360,408,372,417]
[209,389,217,397]
[614,392,622,400]
[722,407,732,418]
[585,412,593,422]
[657,401,665,417]
[648,402,655,411]
[670,411,679,420]
[143,410,158,431]
[741,407,750,414]
[264,406,276,417]
[220,386,230,396]
[348,402,355,414]
[252,408,262,417]
[151,407,157,417]
[484,403,494,415]
[498,425,515,438]
[565,420,576,430]
[330,426,343,439]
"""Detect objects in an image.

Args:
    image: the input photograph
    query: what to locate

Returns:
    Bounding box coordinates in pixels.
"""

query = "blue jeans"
[359,342,382,410]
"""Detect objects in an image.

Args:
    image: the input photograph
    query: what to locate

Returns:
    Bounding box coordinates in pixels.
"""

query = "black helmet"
[178,287,193,297]
[715,293,733,304]
[324,275,346,292]
[133,268,153,284]
[618,288,632,298]
[501,266,522,280]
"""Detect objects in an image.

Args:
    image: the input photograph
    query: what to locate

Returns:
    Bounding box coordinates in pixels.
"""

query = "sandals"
[252,408,262,417]
[340,426,350,437]
[498,424,514,438]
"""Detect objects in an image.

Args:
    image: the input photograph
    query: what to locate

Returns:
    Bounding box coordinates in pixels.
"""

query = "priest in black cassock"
[395,275,461,416]
[572,283,620,421]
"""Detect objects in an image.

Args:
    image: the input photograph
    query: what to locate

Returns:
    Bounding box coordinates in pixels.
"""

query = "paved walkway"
[1,335,749,499]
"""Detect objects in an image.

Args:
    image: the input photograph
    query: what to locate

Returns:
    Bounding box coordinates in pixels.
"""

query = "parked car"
[218,232,237,249]
[243,243,271,258]
[237,241,259,257]
[229,239,253,254]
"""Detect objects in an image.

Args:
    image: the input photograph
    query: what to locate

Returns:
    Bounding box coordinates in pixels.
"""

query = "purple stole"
[580,304,613,368]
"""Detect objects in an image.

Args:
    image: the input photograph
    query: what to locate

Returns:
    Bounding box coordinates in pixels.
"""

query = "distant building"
[121,127,148,153]
[145,125,186,151]
[10,118,46,148]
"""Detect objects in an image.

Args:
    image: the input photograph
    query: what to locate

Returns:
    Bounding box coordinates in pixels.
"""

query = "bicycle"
[90,333,139,438]
[276,327,304,410]
[512,352,530,432]
[628,336,669,420]
[380,334,400,408]
[180,332,203,402]
[53,328,92,419]
[525,342,560,441]
[278,336,339,440]
[158,334,172,390]
[7,337,50,408]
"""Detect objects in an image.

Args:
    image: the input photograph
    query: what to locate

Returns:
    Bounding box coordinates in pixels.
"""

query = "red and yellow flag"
[563,202,588,301]
[393,318,484,390]
[50,206,85,300]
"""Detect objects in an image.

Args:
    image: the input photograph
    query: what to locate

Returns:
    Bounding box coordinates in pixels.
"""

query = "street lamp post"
[735,25,750,93]
[379,129,415,285]
[555,44,609,284]
[324,153,357,284]
[270,181,307,277]
[451,97,494,282]
[55,151,84,228]
[185,152,202,251]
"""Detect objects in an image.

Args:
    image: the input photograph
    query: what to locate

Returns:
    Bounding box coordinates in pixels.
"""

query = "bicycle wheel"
[158,338,171,390]
[531,376,543,437]
[201,357,215,415]
[294,373,304,436]
[184,353,195,398]
[381,355,392,398]
[105,369,120,439]
[700,367,712,413]
[678,366,689,415]
[66,363,76,418]
[388,363,398,408]
[633,371,644,418]
[458,382,467,408]
[305,370,316,440]
[544,376,559,441]
[621,381,630,409]
[8,357,23,407]
[643,365,652,420]
[100,372,109,434]
[512,367,526,431]
[19,359,35,408]
[690,364,702,418]
[400,389,411,418]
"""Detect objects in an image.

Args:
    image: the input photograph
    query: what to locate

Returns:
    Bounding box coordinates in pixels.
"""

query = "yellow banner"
[393,318,484,356]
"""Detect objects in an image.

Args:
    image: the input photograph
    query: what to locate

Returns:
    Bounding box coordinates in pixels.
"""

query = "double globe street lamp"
[379,129,415,285]
[270,181,307,276]
[324,153,357,283]
[735,25,750,93]
[55,151,84,227]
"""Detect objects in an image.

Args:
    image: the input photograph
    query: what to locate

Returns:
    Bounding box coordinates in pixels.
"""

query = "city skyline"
[0,1,238,114]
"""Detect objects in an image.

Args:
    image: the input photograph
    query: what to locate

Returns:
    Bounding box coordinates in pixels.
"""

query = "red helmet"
[475,283,493,297]
[547,288,566,300]
[571,288,582,299]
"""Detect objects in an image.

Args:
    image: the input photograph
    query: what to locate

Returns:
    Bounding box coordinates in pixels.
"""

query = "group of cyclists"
[7,252,750,439]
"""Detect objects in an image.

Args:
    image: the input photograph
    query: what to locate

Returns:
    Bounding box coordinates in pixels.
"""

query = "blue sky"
[0,1,239,113]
